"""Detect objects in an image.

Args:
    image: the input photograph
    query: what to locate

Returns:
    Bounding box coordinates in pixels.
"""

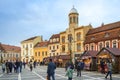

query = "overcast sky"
[0,0,120,46]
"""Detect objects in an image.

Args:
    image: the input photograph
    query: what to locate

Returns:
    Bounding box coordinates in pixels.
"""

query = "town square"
[0,0,120,80]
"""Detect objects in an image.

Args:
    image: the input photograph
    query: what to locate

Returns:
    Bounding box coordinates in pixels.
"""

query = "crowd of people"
[1,59,23,74]
[1,58,112,80]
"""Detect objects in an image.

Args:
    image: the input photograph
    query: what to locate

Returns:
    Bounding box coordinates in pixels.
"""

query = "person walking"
[65,66,74,80]
[2,61,6,73]
[100,59,105,74]
[8,60,13,74]
[105,60,112,80]
[29,60,33,71]
[15,59,20,73]
[47,59,56,80]
[5,60,9,74]
[77,59,84,77]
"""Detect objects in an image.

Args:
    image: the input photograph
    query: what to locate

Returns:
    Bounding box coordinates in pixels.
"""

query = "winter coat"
[66,67,74,78]
[47,62,56,76]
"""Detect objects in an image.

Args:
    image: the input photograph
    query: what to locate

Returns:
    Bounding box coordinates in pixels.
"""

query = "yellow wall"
[34,47,48,62]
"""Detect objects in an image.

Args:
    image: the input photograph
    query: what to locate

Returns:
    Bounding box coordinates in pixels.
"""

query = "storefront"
[81,51,98,71]
[97,47,120,73]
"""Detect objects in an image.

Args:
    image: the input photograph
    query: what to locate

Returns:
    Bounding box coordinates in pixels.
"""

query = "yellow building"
[60,7,92,62]
[34,41,49,62]
[21,36,43,62]
[48,34,60,57]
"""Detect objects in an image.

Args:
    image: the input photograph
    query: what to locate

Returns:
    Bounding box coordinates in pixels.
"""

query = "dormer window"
[104,32,109,37]
[91,36,95,40]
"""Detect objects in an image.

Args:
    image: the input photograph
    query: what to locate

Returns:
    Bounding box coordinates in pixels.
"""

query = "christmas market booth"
[97,47,120,73]
[81,51,98,71]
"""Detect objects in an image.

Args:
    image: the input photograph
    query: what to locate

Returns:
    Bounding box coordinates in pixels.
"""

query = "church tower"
[69,6,79,28]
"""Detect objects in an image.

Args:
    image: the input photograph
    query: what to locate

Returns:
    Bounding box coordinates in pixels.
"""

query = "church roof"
[69,6,78,14]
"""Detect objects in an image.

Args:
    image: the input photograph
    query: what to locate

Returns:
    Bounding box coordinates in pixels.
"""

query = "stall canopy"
[81,51,98,59]
[97,47,120,57]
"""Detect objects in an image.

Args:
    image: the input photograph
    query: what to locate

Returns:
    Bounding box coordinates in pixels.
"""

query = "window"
[62,45,65,52]
[49,46,51,50]
[46,51,47,56]
[73,16,76,23]
[91,36,95,40]
[53,46,55,49]
[30,44,32,48]
[35,52,37,56]
[57,45,59,49]
[99,43,103,50]
[42,52,44,56]
[106,42,109,48]
[91,45,94,50]
[68,34,72,43]
[53,53,55,56]
[62,36,65,43]
[16,54,18,58]
[38,52,40,56]
[77,43,81,51]
[76,32,81,41]
[104,32,109,37]
[113,41,117,48]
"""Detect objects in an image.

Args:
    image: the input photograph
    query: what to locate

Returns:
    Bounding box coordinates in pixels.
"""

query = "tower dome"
[69,6,78,14]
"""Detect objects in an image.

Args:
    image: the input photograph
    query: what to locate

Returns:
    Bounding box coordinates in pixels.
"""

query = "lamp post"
[68,35,73,63]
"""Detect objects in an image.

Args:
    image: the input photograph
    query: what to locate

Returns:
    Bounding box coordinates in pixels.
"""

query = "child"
[65,66,74,80]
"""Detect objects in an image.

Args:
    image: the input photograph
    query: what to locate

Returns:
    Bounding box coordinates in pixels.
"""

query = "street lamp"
[68,34,73,63]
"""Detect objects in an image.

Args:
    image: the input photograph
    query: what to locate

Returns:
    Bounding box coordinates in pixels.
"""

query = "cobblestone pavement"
[0,66,120,80]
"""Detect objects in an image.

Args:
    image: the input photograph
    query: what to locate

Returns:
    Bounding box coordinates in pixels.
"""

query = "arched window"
[62,45,65,52]
[73,16,76,23]
[106,42,109,48]
[76,32,81,41]
[113,41,117,48]
[91,44,94,50]
[62,36,65,43]
[77,43,81,51]
[99,43,103,50]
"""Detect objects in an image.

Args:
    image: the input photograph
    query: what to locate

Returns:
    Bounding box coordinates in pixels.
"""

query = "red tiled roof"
[1,44,21,53]
[34,41,49,48]
[97,48,120,56]
[50,34,60,39]
[49,34,60,44]
[87,21,120,35]
[84,21,120,44]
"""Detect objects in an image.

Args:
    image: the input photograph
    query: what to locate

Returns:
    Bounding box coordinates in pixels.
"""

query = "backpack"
[77,62,84,70]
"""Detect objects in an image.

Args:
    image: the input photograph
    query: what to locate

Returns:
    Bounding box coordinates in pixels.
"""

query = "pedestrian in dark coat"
[47,59,56,80]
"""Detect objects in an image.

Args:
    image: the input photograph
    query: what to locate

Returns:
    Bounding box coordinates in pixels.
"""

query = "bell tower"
[69,6,79,28]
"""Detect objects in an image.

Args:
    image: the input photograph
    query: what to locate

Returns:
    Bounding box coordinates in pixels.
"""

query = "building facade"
[34,41,49,62]
[48,34,60,57]
[0,43,21,62]
[60,7,92,62]
[21,36,43,62]
[84,21,120,72]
